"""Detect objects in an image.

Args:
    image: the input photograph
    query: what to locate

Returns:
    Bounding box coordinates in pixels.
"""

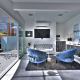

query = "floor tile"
[18,60,29,68]
[12,77,44,80]
[43,70,59,76]
[21,54,29,60]
[45,76,62,80]
[58,70,73,73]
[14,70,43,77]
[58,70,80,80]
[58,72,78,80]
[69,72,80,80]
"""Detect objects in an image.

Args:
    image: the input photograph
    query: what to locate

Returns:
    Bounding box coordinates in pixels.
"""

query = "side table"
[43,49,54,62]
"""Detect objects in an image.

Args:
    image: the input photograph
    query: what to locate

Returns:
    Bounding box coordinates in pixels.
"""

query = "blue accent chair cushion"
[27,48,48,63]
[55,47,77,63]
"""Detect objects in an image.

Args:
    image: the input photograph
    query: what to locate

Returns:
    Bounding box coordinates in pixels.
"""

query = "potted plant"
[67,33,73,41]
[67,37,72,41]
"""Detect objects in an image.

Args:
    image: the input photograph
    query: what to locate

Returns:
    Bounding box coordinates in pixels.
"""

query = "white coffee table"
[41,49,54,62]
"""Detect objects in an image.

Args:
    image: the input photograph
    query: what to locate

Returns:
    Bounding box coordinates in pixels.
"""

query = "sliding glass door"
[0,23,18,78]
[19,26,23,57]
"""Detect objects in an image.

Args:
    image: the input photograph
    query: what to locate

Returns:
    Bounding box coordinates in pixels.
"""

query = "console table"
[40,49,54,62]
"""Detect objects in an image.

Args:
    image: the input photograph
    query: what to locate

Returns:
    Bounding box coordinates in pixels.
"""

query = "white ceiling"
[18,10,80,23]
[11,0,80,23]
[11,0,80,3]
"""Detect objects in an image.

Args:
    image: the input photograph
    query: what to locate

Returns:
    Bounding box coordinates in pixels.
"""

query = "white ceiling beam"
[11,0,80,3]
[13,3,80,11]
[0,8,18,23]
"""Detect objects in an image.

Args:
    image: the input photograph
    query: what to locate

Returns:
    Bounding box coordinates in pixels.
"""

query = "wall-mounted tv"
[34,29,50,38]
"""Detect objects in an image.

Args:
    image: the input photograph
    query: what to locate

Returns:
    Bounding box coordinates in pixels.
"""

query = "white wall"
[24,20,56,53]
[0,0,25,28]
[56,23,65,41]
[64,14,80,44]
[56,14,80,45]
[52,13,80,54]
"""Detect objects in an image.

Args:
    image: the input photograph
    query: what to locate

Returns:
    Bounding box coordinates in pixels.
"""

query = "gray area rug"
[26,56,80,70]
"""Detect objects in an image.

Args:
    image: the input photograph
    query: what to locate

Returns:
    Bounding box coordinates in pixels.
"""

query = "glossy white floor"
[1,54,80,80]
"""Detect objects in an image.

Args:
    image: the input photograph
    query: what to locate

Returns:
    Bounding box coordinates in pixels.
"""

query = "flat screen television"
[34,29,50,38]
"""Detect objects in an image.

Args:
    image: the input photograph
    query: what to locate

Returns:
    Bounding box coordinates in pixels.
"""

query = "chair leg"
[46,60,47,63]
[56,60,57,63]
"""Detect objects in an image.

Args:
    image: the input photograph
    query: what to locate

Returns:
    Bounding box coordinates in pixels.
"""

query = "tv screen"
[34,29,50,38]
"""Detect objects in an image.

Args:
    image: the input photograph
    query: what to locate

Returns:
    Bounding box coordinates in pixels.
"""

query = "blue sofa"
[55,47,77,63]
[27,48,48,63]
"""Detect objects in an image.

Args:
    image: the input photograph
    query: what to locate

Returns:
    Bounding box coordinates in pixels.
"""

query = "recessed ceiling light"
[65,12,67,13]
[28,14,33,16]
[58,14,63,16]
[35,19,36,20]
[34,12,35,13]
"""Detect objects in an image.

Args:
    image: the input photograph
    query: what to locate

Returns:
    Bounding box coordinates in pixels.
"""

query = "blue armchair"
[55,47,77,63]
[27,48,48,63]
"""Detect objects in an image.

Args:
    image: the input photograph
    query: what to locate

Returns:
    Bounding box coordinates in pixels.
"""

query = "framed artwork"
[25,31,32,37]
[73,23,80,39]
